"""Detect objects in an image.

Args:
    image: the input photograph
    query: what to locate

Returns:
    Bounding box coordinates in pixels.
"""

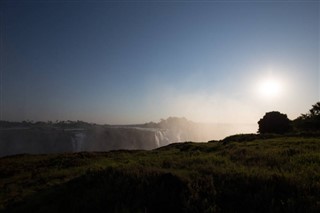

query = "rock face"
[0,128,74,157]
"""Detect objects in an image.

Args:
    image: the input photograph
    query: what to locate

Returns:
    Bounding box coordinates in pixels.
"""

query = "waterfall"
[154,129,170,147]
[154,134,160,147]
[71,132,86,152]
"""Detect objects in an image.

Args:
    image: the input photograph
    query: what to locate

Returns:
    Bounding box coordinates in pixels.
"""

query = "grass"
[0,136,319,212]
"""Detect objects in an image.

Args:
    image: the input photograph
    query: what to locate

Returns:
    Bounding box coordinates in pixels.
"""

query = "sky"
[0,0,319,125]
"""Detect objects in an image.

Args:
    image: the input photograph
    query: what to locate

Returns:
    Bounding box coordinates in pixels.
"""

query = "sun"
[258,78,282,98]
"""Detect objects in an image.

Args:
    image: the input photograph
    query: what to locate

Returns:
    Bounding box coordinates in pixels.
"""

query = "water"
[71,132,86,152]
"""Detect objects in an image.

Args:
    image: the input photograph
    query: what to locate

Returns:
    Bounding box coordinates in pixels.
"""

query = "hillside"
[0,136,319,212]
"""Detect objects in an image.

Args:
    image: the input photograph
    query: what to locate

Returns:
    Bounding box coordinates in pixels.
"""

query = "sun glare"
[258,78,282,98]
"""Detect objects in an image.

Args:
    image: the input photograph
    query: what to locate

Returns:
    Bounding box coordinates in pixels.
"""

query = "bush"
[258,111,291,134]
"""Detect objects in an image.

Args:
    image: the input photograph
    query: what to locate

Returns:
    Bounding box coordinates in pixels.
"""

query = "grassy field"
[0,135,319,212]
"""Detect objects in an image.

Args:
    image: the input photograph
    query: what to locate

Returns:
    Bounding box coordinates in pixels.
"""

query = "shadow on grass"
[6,167,190,213]
[5,166,319,213]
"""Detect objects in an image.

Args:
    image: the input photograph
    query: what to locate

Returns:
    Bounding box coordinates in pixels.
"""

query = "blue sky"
[0,0,319,124]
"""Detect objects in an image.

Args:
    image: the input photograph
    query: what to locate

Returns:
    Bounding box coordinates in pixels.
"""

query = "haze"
[0,0,319,127]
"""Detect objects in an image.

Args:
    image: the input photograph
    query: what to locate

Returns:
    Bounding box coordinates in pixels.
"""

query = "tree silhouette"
[308,102,320,117]
[258,111,291,134]
[294,102,320,131]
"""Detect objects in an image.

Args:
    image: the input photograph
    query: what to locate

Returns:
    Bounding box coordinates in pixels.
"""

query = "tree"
[258,111,291,134]
[294,102,320,131]
[309,102,320,116]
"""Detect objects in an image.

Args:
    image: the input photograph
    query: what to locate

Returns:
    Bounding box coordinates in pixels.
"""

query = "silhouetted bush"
[258,111,291,134]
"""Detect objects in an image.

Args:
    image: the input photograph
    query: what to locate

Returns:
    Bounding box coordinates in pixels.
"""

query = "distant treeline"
[0,120,96,129]
[0,117,195,130]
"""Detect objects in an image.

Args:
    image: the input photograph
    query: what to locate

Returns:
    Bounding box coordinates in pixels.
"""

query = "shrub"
[258,111,291,134]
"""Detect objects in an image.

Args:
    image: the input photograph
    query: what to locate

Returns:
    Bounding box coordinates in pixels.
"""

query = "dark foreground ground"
[0,135,319,212]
